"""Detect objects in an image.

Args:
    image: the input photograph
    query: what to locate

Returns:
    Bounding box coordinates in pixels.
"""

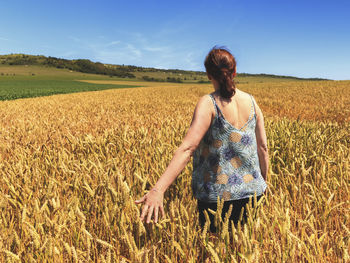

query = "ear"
[207,73,212,80]
[233,66,237,77]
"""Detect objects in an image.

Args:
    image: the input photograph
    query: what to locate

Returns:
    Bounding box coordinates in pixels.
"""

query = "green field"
[0,65,139,100]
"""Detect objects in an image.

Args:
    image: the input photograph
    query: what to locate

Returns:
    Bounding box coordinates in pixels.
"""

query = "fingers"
[140,204,149,221]
[154,206,159,223]
[139,205,164,223]
[160,205,165,219]
[146,206,154,223]
[135,194,165,223]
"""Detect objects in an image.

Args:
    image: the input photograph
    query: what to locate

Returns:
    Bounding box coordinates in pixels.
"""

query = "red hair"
[204,46,237,99]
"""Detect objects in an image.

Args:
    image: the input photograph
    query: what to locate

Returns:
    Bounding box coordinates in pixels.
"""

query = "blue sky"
[1,0,349,80]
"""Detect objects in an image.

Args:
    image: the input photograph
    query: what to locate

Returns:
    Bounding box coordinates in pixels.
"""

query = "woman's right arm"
[134,95,214,223]
[254,99,269,181]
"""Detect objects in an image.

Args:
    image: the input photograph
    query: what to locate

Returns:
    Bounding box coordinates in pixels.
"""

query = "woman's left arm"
[135,95,213,223]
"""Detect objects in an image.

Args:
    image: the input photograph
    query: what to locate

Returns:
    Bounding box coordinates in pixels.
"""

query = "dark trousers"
[197,195,263,233]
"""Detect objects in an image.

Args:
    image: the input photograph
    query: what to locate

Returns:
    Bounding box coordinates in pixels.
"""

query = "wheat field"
[0,80,349,262]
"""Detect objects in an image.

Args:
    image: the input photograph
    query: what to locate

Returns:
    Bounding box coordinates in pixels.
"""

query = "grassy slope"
[0,64,315,83]
[125,69,317,83]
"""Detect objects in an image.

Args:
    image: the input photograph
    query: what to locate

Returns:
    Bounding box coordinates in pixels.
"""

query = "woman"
[135,47,268,232]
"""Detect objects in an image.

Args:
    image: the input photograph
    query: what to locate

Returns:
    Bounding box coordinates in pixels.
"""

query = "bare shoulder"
[235,89,253,104]
[198,94,213,104]
[197,94,215,112]
[236,89,263,117]
[235,88,250,97]
[190,94,215,123]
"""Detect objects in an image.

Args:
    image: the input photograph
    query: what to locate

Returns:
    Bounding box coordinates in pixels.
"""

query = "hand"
[134,188,165,223]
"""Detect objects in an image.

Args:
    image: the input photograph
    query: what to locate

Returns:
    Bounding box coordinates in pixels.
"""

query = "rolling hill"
[0,53,328,83]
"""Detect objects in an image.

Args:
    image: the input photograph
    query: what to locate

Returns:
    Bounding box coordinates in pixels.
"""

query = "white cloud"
[59,51,79,58]
[126,44,142,58]
[68,36,82,43]
[184,52,202,70]
[143,46,169,52]
[65,31,205,70]
[105,41,121,47]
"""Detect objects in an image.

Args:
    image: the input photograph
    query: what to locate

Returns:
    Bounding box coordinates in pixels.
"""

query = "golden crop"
[0,80,349,262]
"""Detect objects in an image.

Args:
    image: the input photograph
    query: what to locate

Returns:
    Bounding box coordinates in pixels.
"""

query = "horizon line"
[0,52,342,81]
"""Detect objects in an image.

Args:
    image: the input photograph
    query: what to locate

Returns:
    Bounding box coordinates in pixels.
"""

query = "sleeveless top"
[191,93,268,202]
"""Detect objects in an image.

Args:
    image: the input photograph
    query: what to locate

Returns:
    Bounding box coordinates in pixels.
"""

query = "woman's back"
[211,89,255,131]
[191,89,267,202]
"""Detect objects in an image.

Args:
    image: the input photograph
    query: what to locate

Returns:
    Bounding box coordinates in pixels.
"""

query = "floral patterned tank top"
[191,93,267,202]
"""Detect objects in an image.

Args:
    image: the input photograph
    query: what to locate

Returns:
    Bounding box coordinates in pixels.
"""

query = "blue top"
[191,93,267,202]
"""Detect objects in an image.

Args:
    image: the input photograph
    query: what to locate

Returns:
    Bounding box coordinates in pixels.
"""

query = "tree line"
[0,54,135,78]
